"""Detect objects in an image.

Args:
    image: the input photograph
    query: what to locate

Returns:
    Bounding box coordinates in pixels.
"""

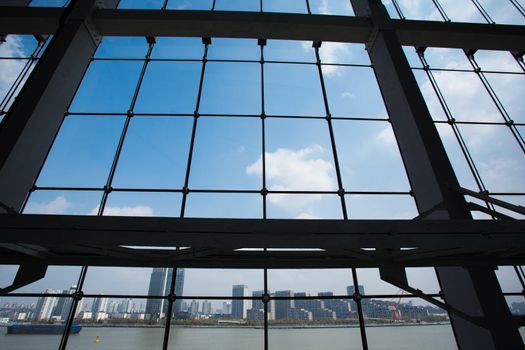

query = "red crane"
[388,290,405,321]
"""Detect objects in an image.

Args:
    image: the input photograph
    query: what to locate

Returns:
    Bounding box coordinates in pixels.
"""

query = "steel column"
[350,0,523,349]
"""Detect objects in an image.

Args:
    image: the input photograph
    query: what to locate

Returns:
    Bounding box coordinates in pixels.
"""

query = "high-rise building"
[91,296,108,314]
[118,298,133,314]
[274,291,294,320]
[189,300,199,316]
[34,289,58,321]
[221,302,232,315]
[145,268,185,319]
[231,285,249,319]
[201,300,211,315]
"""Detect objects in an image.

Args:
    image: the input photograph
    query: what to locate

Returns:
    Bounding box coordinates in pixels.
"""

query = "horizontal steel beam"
[1,8,524,51]
[0,215,524,268]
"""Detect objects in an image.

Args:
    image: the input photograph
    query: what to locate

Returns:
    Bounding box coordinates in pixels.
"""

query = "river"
[1,325,524,349]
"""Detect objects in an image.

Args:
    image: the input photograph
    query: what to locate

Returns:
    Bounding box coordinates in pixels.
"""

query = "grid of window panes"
[390,0,525,219]
[1,265,524,349]
[21,35,418,220]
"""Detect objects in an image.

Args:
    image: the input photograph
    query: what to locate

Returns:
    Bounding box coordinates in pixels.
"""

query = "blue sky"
[0,0,524,309]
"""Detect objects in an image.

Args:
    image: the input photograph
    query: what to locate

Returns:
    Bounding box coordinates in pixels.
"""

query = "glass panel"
[356,268,403,295]
[267,194,343,219]
[68,298,163,349]
[29,0,68,6]
[36,116,125,188]
[319,42,370,65]
[457,124,525,193]
[151,37,204,59]
[269,325,363,350]
[474,50,523,73]
[424,47,472,70]
[492,196,525,219]
[264,40,317,62]
[478,0,525,25]
[118,0,164,9]
[200,62,261,115]
[364,298,457,349]
[112,116,193,189]
[215,0,259,12]
[495,266,523,292]
[207,38,259,61]
[396,0,443,21]
[508,296,525,315]
[166,0,213,10]
[268,269,352,296]
[264,0,308,14]
[440,0,491,23]
[103,192,182,217]
[483,72,525,123]
[169,300,264,350]
[413,70,448,121]
[134,62,202,114]
[324,67,387,118]
[406,268,441,294]
[310,0,354,16]
[190,117,261,189]
[70,61,143,113]
[95,37,149,59]
[0,266,81,294]
[0,296,67,350]
[83,267,157,296]
[431,71,502,122]
[333,120,410,191]
[182,269,263,297]
[184,193,262,218]
[265,63,324,116]
[24,190,103,215]
[265,117,337,187]
[346,195,417,219]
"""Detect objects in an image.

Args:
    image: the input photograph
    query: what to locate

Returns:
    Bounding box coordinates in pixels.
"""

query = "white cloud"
[24,196,72,214]
[375,126,397,148]
[246,145,336,213]
[341,92,355,99]
[90,205,155,217]
[295,212,321,219]
[0,35,27,109]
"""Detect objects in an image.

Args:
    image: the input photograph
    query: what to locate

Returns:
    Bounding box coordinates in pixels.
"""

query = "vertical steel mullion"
[305,0,311,14]
[260,43,267,219]
[162,268,177,350]
[314,46,348,220]
[161,0,169,10]
[211,0,216,11]
[58,266,88,350]
[260,0,263,13]
[180,43,209,217]
[98,42,155,216]
[351,268,368,350]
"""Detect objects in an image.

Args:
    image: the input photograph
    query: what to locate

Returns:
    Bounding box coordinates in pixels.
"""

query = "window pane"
[346,195,417,219]
[265,63,324,116]
[190,117,261,189]
[166,0,213,10]
[200,62,261,115]
[36,116,125,188]
[118,0,163,9]
[333,121,410,191]
[215,0,259,12]
[184,193,262,218]
[310,0,354,16]
[24,190,103,215]
[265,40,316,62]
[95,37,149,59]
[83,267,154,295]
[134,62,201,114]
[151,37,204,59]
[264,0,307,13]
[113,116,193,189]
[70,61,143,113]
[207,38,259,61]
[325,67,387,118]
[182,269,263,297]
[103,192,182,217]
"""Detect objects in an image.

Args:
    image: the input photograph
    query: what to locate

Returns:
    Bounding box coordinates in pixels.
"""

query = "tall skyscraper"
[145,268,185,319]
[91,296,108,314]
[189,300,200,316]
[34,289,59,321]
[231,284,249,319]
[274,290,294,320]
[202,300,211,315]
